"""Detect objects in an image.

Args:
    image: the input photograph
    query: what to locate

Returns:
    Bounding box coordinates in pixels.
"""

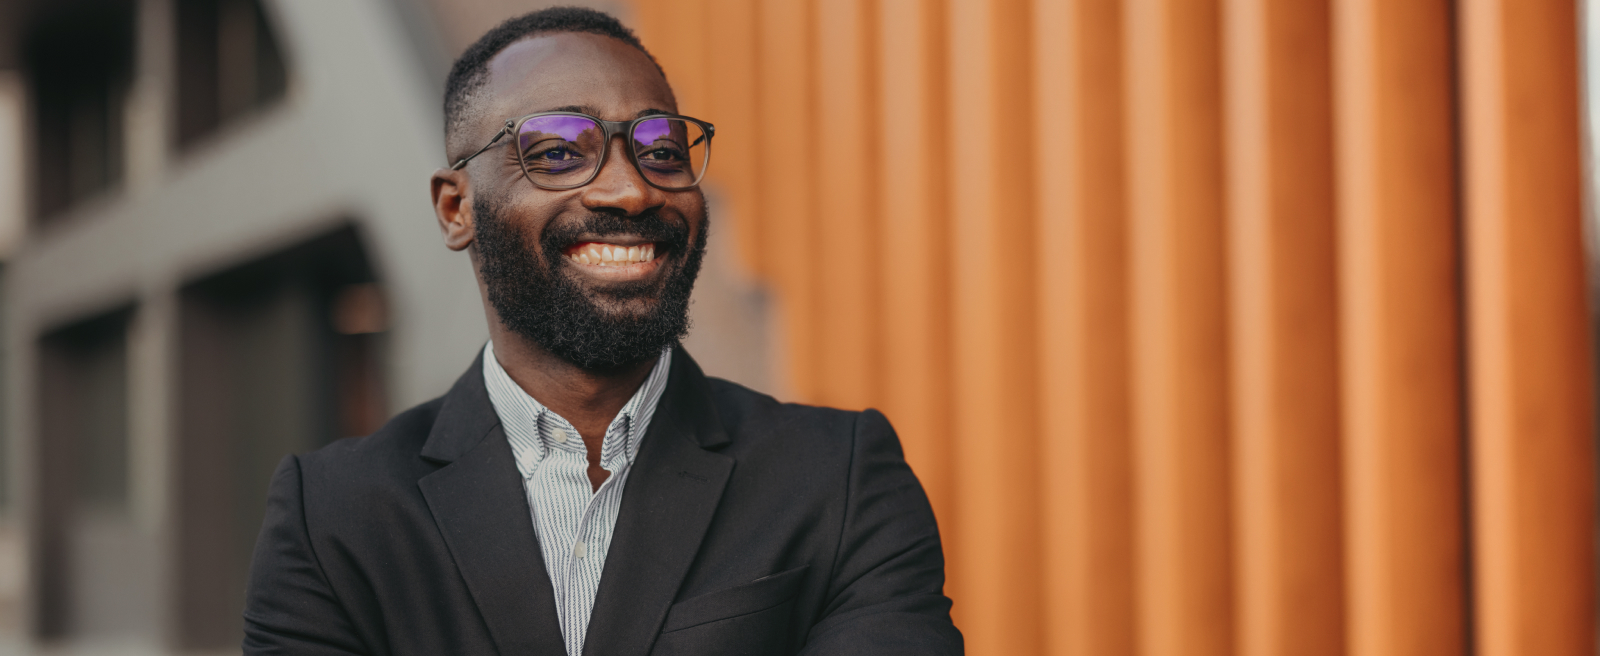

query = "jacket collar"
[418,344,734,656]
[420,344,729,464]
[582,345,734,655]
[418,348,501,464]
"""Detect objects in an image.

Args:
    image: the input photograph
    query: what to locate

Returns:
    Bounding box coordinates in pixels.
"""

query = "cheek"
[501,196,569,250]
[673,194,708,238]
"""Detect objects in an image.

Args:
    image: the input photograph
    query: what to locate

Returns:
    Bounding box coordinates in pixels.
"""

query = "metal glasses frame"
[449,111,716,191]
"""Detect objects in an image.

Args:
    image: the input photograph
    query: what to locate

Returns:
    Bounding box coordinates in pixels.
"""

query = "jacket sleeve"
[242,455,370,655]
[799,409,965,655]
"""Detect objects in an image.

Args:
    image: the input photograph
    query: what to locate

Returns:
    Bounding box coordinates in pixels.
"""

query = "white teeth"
[571,243,656,266]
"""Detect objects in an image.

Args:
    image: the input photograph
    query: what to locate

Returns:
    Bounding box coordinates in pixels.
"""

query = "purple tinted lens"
[517,115,603,181]
[632,118,707,188]
[632,119,675,147]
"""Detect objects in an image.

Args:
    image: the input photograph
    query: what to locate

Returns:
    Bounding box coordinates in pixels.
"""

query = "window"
[175,0,287,148]
[36,307,137,638]
[25,1,135,220]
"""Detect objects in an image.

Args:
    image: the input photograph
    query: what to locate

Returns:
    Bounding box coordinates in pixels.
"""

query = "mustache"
[540,210,691,253]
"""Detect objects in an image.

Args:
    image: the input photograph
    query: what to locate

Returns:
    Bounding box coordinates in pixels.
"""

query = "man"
[242,7,960,655]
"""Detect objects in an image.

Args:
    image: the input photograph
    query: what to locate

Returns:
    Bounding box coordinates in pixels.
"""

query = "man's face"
[461,33,708,370]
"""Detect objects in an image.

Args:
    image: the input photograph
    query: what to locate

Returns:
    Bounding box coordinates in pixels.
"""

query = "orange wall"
[631,0,1597,654]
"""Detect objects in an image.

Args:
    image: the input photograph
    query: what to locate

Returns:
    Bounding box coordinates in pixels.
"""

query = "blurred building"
[4,0,1599,655]
[0,0,772,652]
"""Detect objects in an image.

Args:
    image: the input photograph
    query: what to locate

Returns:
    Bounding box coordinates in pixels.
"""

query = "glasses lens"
[516,115,605,187]
[632,118,709,189]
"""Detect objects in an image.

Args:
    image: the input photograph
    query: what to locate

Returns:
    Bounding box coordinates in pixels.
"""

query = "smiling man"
[241,7,960,656]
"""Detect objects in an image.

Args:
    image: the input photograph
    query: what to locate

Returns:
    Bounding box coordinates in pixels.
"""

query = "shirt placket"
[584,416,634,573]
[551,415,631,626]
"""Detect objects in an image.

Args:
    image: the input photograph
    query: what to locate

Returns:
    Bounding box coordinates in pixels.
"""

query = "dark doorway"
[174,225,387,648]
[34,306,148,641]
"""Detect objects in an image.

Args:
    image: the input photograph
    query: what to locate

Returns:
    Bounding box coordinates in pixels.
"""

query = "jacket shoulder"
[295,396,445,491]
[703,377,867,449]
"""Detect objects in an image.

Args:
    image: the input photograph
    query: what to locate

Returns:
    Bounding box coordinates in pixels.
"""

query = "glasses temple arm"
[449,124,512,170]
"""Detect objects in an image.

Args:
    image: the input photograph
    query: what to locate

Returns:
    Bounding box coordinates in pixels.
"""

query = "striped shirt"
[481,340,673,656]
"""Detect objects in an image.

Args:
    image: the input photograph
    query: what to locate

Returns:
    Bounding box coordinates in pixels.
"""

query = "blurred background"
[0,0,1596,654]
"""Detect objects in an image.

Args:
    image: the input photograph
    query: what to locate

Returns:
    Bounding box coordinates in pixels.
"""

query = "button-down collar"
[482,340,672,482]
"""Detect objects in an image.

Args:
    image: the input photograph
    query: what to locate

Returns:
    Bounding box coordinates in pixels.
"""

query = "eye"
[639,147,683,162]
[535,147,580,161]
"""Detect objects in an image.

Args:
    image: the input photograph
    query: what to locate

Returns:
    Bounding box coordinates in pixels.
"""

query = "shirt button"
[554,429,570,444]
[573,541,587,558]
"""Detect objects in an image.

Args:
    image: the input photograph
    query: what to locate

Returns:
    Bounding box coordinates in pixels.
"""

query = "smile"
[565,241,657,266]
[561,238,665,282]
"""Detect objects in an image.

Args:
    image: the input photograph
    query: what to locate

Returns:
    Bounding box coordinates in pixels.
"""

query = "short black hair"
[443,7,663,149]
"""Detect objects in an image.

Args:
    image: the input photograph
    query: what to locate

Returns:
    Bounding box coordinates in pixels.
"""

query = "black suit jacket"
[242,347,962,655]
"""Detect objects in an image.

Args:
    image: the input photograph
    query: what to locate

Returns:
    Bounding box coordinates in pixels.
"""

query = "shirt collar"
[481,340,673,477]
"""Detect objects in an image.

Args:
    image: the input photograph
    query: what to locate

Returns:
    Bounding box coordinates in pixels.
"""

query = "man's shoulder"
[295,395,447,488]
[702,376,875,453]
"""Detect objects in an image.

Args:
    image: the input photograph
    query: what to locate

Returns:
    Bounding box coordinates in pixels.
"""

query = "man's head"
[430,7,708,372]
[442,8,666,153]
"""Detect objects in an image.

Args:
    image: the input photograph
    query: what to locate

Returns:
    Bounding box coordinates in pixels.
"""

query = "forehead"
[481,32,676,124]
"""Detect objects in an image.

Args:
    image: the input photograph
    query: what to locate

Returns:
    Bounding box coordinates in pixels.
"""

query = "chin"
[582,292,661,317]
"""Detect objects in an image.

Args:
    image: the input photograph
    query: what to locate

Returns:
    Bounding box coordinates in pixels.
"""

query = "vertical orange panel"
[876,0,953,527]
[632,2,668,60]
[813,0,878,408]
[1223,0,1345,655]
[637,0,709,115]
[946,0,1040,652]
[757,0,820,400]
[703,0,763,277]
[1333,0,1466,654]
[1459,0,1597,654]
[1124,0,1235,653]
[1034,0,1134,655]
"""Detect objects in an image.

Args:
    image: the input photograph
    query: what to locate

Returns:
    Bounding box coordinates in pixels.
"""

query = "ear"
[431,168,475,251]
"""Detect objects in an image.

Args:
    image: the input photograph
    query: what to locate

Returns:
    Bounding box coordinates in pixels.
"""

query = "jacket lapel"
[582,347,734,656]
[417,352,567,655]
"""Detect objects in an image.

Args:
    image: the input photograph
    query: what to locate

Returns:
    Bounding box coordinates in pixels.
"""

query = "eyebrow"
[528,105,674,119]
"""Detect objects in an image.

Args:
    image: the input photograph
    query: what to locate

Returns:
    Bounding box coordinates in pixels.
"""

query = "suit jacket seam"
[293,454,377,655]
[821,410,860,617]
[661,592,800,634]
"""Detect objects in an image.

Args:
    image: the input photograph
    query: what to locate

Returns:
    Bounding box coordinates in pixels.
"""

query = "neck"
[487,321,659,441]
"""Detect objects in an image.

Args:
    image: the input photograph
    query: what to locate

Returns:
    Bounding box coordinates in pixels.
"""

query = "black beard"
[473,193,707,371]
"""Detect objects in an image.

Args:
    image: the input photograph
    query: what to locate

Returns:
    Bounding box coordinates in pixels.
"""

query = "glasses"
[450,112,715,191]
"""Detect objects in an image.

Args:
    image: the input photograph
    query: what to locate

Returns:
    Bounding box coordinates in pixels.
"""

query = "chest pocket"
[652,565,810,656]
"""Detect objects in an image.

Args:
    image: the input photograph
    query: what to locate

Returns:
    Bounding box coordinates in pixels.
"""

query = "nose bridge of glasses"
[590,121,658,190]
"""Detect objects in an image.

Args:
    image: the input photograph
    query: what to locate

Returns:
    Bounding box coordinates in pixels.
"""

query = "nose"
[579,134,668,216]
